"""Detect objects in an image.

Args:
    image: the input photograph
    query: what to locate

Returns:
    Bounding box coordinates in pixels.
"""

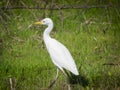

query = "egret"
[34,18,79,88]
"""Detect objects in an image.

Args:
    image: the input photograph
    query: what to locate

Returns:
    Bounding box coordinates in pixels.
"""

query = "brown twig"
[103,63,120,66]
[9,78,13,90]
[0,5,114,10]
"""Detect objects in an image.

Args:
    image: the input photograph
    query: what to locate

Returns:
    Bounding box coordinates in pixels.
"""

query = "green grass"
[0,6,120,90]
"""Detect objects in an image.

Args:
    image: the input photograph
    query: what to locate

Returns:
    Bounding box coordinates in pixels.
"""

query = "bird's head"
[34,18,53,26]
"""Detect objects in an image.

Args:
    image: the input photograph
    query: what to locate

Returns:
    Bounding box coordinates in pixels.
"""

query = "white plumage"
[45,38,79,75]
[34,18,79,88]
[38,18,79,75]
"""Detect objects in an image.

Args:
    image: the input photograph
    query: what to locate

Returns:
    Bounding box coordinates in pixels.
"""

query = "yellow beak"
[34,21,42,25]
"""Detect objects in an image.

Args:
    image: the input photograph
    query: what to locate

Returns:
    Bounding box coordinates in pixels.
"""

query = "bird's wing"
[45,38,79,75]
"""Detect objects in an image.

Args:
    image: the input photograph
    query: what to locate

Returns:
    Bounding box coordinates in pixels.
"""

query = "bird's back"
[45,38,79,75]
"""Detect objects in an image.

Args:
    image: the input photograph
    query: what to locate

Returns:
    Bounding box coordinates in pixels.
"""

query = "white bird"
[34,18,79,88]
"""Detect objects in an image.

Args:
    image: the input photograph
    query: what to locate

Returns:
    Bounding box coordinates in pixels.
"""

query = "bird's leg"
[67,84,71,90]
[62,70,71,90]
[48,68,59,89]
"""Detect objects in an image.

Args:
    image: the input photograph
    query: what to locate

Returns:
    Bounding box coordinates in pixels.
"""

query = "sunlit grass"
[0,6,120,90]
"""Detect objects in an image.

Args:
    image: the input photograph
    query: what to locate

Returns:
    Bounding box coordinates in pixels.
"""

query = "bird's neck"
[43,23,53,40]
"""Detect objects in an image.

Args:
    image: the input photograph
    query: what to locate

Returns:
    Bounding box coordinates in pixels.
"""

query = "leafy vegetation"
[0,1,120,90]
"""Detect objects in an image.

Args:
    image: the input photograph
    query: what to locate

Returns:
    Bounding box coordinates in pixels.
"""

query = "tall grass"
[0,6,120,90]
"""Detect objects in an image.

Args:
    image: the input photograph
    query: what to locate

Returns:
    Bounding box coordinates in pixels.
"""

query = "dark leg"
[62,70,71,90]
[48,68,59,89]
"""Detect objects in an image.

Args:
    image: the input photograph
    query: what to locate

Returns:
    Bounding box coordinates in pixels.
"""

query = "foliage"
[0,0,120,90]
